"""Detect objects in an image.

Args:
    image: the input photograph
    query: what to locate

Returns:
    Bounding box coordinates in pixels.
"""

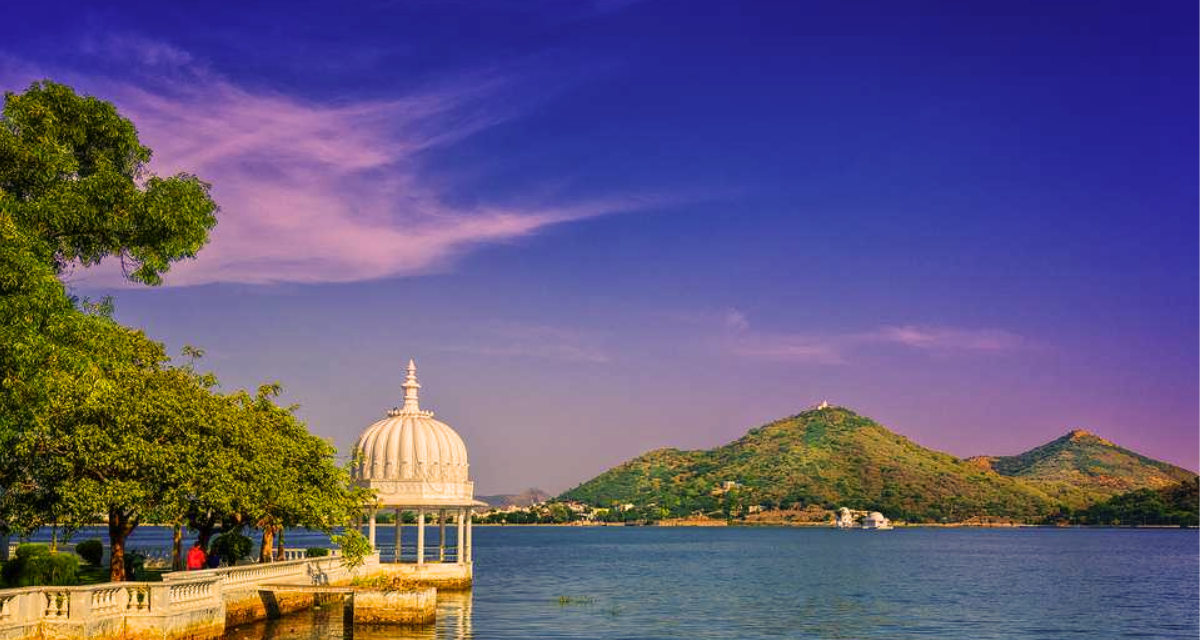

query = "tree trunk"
[259,527,275,563]
[191,510,217,552]
[108,509,137,582]
[171,523,184,571]
[196,522,216,552]
[275,526,286,561]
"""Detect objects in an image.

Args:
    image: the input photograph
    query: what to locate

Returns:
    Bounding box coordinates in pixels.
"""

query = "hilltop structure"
[352,360,485,588]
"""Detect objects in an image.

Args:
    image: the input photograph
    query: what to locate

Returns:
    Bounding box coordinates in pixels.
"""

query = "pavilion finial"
[402,359,421,412]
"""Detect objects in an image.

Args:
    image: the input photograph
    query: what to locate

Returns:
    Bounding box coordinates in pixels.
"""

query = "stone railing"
[0,554,375,640]
[280,548,341,561]
[86,583,151,615]
[163,551,373,590]
[0,575,224,637]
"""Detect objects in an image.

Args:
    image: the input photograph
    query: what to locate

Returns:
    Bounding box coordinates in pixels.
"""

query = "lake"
[212,526,1196,640]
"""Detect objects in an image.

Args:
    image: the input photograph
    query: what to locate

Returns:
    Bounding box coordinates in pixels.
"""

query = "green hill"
[967,429,1196,504]
[562,407,1063,522]
[560,407,1196,523]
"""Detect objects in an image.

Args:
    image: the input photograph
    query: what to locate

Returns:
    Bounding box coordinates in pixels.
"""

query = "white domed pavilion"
[353,360,485,579]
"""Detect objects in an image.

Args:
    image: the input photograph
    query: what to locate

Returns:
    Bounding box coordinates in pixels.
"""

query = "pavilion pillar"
[416,509,426,565]
[465,510,473,563]
[456,509,465,564]
[438,509,446,562]
[394,508,402,563]
[368,510,377,548]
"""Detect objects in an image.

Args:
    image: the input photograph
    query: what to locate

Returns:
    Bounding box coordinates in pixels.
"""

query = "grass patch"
[349,574,421,592]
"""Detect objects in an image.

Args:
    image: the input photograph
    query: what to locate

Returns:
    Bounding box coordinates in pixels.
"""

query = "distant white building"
[834,507,856,529]
[861,512,893,530]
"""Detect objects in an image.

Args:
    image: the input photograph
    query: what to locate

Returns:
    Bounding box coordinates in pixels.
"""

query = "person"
[186,542,207,570]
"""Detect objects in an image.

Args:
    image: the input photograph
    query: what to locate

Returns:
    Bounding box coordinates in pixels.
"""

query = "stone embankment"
[0,552,409,640]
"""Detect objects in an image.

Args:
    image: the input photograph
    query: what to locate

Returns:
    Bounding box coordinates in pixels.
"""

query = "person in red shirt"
[186,543,207,570]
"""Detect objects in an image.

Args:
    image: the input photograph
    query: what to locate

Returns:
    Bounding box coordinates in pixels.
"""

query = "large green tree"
[0,80,219,580]
[1,80,371,582]
[0,80,217,284]
[1,79,218,527]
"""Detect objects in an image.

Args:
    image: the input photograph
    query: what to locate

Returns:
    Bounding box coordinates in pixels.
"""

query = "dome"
[352,360,475,506]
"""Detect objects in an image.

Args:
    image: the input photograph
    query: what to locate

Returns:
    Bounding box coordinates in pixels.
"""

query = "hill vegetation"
[1063,477,1199,527]
[559,407,1196,523]
[966,429,1195,504]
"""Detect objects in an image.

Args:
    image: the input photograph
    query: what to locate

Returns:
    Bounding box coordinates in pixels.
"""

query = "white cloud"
[2,38,667,287]
[718,311,1022,363]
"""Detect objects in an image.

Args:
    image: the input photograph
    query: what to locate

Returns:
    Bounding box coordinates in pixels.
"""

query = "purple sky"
[4,1,1196,493]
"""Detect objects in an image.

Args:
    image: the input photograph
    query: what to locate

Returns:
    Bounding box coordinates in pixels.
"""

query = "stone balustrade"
[0,575,223,640]
[0,553,374,640]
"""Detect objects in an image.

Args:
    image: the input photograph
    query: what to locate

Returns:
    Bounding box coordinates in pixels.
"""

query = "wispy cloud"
[722,307,750,332]
[719,308,1023,364]
[870,325,1022,351]
[2,36,666,287]
[437,322,610,364]
[80,34,194,69]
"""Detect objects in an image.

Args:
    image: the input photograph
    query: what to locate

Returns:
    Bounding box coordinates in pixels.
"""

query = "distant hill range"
[558,406,1197,523]
[477,488,551,508]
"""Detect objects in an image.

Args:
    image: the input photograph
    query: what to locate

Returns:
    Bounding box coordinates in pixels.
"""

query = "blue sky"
[3,0,1196,493]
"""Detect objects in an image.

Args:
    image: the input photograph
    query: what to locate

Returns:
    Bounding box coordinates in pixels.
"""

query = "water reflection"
[356,592,473,640]
[223,592,473,640]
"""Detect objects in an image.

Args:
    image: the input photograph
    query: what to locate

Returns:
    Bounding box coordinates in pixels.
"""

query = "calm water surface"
[217,526,1196,640]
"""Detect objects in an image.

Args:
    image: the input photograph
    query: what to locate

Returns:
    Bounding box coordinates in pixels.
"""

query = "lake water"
[214,526,1196,640]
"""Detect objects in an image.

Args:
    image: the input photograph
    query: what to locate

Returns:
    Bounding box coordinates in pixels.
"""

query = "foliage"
[349,573,419,592]
[1064,477,1199,527]
[2,546,79,587]
[969,430,1196,504]
[210,532,253,564]
[123,552,146,582]
[0,80,217,580]
[559,407,1192,523]
[14,543,50,560]
[0,80,218,285]
[305,547,331,558]
[334,529,373,570]
[233,384,373,562]
[75,539,104,566]
[0,80,372,581]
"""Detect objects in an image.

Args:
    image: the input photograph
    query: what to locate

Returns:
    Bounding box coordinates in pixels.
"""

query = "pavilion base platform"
[366,562,473,591]
[352,587,437,625]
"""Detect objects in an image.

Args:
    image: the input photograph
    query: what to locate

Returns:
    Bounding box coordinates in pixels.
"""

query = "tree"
[0,80,218,580]
[0,80,372,582]
[0,80,218,285]
[0,79,218,541]
[232,385,370,563]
